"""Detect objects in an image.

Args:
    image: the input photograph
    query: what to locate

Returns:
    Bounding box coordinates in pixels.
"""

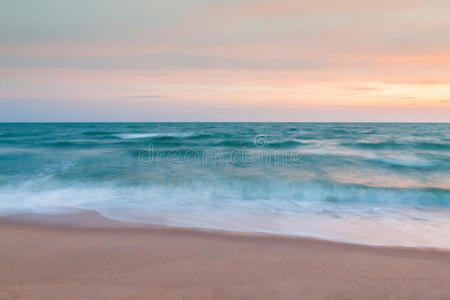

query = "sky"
[0,0,449,122]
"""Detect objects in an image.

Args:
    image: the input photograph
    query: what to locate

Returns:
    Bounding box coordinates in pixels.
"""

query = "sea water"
[0,123,449,247]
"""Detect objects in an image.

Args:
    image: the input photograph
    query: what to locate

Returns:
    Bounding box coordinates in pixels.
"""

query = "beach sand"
[0,212,449,299]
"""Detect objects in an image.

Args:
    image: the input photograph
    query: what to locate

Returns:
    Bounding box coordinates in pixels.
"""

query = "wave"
[211,140,256,148]
[0,180,449,247]
[341,141,450,151]
[207,139,305,148]
[82,131,114,136]
[1,178,448,212]
[114,133,163,139]
[42,141,101,149]
[370,157,434,168]
[114,132,195,139]
[298,143,438,168]
[267,140,307,149]
[416,141,450,151]
[0,132,37,138]
[184,133,216,140]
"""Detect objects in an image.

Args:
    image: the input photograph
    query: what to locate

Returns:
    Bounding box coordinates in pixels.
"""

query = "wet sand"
[0,212,449,299]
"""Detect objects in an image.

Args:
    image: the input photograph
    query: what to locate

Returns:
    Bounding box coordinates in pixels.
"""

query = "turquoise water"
[0,123,449,247]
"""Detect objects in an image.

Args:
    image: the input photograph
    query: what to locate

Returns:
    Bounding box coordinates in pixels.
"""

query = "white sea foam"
[372,157,433,167]
[114,132,194,139]
[300,142,434,167]
[1,181,449,248]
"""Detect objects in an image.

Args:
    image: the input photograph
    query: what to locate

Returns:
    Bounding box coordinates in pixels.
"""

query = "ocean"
[0,123,449,247]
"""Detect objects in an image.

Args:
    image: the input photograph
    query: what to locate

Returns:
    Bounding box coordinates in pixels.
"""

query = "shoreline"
[2,210,449,251]
[1,211,450,299]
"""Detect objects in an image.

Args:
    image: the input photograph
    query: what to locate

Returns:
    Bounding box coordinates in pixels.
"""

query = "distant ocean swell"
[0,123,449,248]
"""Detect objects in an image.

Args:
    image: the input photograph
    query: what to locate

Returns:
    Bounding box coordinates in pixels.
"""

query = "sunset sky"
[1,0,449,121]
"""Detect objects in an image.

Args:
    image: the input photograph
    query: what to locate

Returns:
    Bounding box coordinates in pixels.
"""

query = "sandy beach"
[0,212,449,299]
